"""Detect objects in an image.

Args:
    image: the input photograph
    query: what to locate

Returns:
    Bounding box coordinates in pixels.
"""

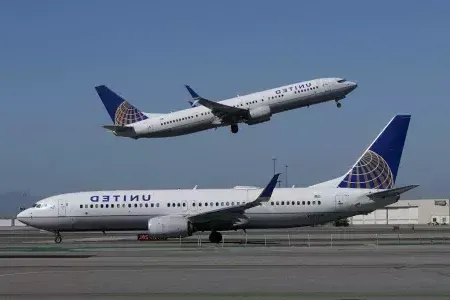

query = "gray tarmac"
[1,226,450,300]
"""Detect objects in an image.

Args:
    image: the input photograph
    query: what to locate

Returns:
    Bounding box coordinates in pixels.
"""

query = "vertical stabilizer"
[95,85,148,126]
[310,115,411,189]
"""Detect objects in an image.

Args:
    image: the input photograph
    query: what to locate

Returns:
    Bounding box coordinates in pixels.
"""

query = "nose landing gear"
[336,101,342,108]
[231,124,239,134]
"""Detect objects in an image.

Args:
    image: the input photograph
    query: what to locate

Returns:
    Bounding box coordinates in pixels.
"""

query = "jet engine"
[246,106,272,125]
[148,215,194,238]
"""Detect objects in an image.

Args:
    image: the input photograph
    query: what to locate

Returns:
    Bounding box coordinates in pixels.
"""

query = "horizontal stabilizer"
[367,185,419,200]
[102,125,135,133]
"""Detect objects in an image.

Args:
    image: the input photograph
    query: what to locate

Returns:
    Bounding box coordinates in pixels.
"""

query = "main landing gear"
[231,124,239,134]
[209,231,223,243]
[54,232,62,244]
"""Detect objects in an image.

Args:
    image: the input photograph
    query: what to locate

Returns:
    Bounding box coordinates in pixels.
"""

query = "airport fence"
[185,231,450,248]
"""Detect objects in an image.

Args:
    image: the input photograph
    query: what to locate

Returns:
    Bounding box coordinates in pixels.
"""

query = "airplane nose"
[16,210,31,224]
[348,81,358,92]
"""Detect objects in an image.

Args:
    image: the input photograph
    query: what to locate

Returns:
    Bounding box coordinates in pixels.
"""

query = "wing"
[185,85,248,120]
[188,173,281,226]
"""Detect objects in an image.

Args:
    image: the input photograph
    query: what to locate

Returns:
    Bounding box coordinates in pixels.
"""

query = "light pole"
[285,164,288,187]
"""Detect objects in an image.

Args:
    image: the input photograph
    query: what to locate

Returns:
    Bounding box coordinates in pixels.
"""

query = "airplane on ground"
[94,77,358,139]
[17,114,416,244]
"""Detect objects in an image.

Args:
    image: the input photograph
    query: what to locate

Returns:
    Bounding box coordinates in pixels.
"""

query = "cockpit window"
[337,79,347,83]
[36,204,41,208]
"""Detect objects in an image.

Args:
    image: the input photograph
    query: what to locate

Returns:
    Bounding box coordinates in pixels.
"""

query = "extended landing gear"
[54,232,62,244]
[231,124,239,134]
[335,96,345,108]
[209,231,223,243]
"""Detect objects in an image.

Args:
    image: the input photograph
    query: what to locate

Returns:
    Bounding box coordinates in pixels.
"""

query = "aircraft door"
[58,199,67,217]
[335,195,344,211]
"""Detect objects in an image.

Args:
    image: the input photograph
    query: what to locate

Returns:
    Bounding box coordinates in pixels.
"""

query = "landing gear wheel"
[336,101,342,108]
[231,124,239,134]
[209,231,223,243]
[54,234,62,244]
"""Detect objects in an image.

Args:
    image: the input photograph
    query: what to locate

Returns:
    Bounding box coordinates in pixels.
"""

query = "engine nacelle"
[148,215,194,238]
[246,106,272,125]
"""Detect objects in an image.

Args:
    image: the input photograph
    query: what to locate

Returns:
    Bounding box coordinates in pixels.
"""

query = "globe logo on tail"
[338,150,394,189]
[114,102,148,126]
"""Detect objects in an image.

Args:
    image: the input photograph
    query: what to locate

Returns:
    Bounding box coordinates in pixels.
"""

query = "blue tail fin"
[336,115,411,189]
[95,85,148,126]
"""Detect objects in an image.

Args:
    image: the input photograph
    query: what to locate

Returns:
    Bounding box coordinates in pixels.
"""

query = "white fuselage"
[124,78,357,138]
[17,186,396,233]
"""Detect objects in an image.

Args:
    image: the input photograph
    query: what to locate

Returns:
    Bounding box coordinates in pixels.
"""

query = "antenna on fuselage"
[193,185,197,190]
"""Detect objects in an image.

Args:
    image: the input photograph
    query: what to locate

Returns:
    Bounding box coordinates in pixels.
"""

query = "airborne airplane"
[17,115,416,244]
[94,77,357,138]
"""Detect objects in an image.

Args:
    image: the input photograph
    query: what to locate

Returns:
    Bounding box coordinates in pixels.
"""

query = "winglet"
[185,85,201,99]
[258,173,281,200]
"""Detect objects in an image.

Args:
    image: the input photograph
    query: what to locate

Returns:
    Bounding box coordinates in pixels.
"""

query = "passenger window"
[318,201,321,205]
[177,203,181,207]
[140,203,143,207]
[205,202,208,206]
[90,204,93,208]
[226,202,229,206]
[297,201,300,205]
[145,203,148,207]
[95,204,98,208]
[128,204,131,208]
[105,204,109,208]
[271,202,274,205]
[307,201,311,205]
[100,204,104,208]
[151,203,154,207]
[216,202,219,206]
[111,204,114,208]
[276,201,279,205]
[221,202,224,206]
[281,201,285,205]
[79,205,83,209]
[183,203,186,207]
[167,203,170,207]
[210,202,213,206]
[156,203,159,207]
[134,204,138,208]
[302,201,305,205]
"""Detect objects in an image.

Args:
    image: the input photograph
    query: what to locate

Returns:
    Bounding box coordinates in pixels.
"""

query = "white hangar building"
[350,199,450,225]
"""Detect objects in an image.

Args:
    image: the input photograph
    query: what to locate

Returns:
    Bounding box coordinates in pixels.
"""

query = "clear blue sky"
[1,1,449,199]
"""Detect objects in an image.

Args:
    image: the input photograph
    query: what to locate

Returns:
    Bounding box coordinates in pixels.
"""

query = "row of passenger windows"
[80,200,320,209]
[294,86,318,94]
[80,203,160,209]
[270,200,321,206]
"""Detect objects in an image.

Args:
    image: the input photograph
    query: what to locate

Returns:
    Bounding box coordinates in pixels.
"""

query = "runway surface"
[1,226,450,300]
